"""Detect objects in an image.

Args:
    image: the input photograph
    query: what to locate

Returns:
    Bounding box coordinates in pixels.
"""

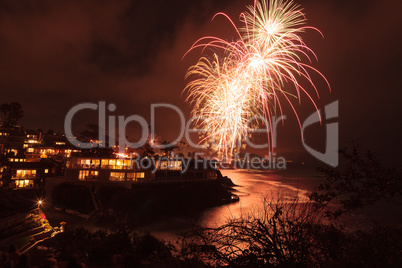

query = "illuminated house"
[0,161,54,189]
[65,156,217,183]
[24,129,40,151]
[65,157,149,182]
[0,125,77,163]
[25,146,79,162]
[24,133,78,162]
[0,126,26,155]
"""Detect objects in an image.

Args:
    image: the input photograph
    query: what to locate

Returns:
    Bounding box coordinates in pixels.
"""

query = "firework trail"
[184,0,330,158]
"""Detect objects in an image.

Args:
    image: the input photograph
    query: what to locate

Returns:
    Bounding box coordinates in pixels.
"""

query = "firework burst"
[184,0,330,158]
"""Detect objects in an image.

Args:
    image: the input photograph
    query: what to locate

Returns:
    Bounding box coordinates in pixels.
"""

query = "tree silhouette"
[79,124,104,145]
[160,141,178,157]
[139,139,155,157]
[0,103,10,123]
[0,102,24,126]
[40,129,56,146]
[310,142,402,218]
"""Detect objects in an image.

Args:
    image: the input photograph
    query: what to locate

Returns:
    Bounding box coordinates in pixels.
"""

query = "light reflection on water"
[144,168,321,242]
[197,169,318,228]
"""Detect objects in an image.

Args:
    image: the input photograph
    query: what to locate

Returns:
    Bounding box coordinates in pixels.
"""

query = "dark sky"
[0,0,401,166]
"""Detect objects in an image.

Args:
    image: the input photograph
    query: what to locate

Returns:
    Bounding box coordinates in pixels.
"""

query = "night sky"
[0,0,401,166]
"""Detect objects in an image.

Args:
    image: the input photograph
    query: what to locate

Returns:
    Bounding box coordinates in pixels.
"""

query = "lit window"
[80,159,91,168]
[110,172,125,181]
[124,160,131,168]
[16,170,23,177]
[172,161,182,170]
[127,172,145,181]
[15,179,33,188]
[109,159,116,168]
[158,161,168,170]
[45,169,49,174]
[79,170,89,180]
[92,159,100,167]
[15,170,35,178]
[101,159,108,168]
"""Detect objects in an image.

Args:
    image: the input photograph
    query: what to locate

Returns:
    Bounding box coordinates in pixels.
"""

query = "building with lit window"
[0,161,55,189]
[0,126,26,155]
[65,156,218,183]
[153,159,218,182]
[65,157,149,182]
[0,125,77,163]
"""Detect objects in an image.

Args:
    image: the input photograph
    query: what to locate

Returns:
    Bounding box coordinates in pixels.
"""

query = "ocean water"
[143,168,322,241]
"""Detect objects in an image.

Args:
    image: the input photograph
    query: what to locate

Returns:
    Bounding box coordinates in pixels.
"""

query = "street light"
[37,200,42,210]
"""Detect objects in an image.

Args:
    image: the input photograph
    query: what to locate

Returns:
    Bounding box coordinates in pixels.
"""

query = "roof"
[3,161,55,169]
[25,129,39,135]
